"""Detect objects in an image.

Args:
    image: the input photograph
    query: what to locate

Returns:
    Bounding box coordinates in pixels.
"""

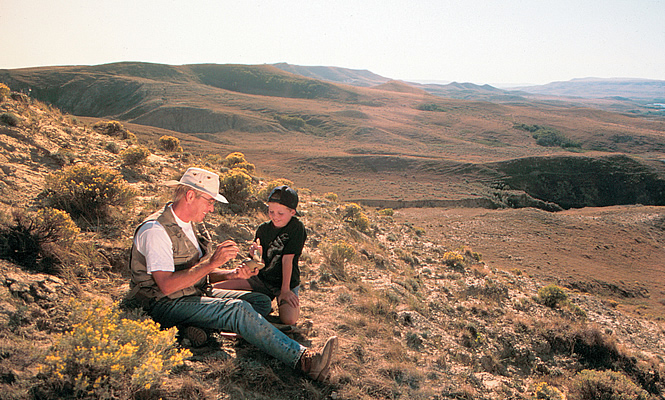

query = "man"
[127,167,337,381]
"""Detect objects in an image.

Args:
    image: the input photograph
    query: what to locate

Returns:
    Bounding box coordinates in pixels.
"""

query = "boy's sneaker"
[299,336,338,381]
[182,326,208,347]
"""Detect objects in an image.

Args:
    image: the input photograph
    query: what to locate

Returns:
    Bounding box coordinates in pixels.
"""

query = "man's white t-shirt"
[134,205,203,274]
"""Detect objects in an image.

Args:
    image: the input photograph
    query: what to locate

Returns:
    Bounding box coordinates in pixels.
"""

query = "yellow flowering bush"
[44,163,135,225]
[443,251,465,269]
[343,203,370,233]
[39,300,191,399]
[120,145,151,166]
[533,381,565,399]
[223,151,255,173]
[0,83,10,101]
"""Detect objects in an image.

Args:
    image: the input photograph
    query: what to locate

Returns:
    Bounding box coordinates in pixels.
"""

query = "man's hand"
[235,261,261,279]
[209,240,239,268]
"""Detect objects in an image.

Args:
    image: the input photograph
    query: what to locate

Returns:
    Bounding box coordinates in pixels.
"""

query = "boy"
[215,185,306,325]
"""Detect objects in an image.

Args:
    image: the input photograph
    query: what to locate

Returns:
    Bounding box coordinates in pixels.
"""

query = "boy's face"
[268,202,296,228]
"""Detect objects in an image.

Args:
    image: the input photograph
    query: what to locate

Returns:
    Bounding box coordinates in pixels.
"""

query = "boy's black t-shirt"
[255,217,307,291]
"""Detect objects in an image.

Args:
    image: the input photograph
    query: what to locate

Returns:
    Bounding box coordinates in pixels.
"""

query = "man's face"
[268,202,296,228]
[191,192,216,222]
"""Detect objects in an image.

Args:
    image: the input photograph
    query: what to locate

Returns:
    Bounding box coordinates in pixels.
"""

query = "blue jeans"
[149,288,305,368]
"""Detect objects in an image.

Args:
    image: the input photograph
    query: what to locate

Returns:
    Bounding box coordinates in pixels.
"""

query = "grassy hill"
[1,80,665,399]
[3,62,665,211]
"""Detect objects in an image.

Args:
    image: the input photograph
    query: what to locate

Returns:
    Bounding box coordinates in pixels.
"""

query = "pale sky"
[2,0,664,86]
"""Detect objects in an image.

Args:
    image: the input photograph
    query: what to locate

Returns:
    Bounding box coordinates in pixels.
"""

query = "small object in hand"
[242,258,264,270]
[252,247,262,263]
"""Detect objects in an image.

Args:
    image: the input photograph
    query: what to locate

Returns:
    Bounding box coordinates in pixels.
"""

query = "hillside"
[1,83,665,399]
[2,62,665,211]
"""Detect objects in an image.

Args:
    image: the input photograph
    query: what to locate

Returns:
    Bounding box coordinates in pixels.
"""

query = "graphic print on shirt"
[266,233,289,272]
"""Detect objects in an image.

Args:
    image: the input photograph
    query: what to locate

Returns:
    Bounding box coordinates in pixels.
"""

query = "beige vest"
[128,203,213,301]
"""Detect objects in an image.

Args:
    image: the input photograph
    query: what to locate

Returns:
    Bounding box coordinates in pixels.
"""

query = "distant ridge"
[516,77,665,100]
[372,80,429,95]
[272,63,390,87]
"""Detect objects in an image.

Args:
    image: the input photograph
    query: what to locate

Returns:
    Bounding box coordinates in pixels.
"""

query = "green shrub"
[93,120,136,140]
[538,284,568,308]
[43,163,135,225]
[0,83,10,100]
[514,123,580,149]
[93,120,126,135]
[105,141,120,154]
[0,112,20,127]
[417,103,446,112]
[568,369,649,400]
[38,300,191,399]
[276,114,306,130]
[120,145,151,166]
[219,169,254,211]
[322,241,355,281]
[533,382,565,399]
[158,135,182,152]
[0,208,79,273]
[222,151,255,173]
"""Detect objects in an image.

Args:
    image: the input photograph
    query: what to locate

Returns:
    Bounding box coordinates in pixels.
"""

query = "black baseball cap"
[268,185,300,213]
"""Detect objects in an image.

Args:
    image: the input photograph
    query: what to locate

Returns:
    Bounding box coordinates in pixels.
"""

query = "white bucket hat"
[164,167,228,203]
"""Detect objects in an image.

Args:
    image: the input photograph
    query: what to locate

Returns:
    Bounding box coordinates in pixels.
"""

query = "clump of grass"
[43,163,136,227]
[568,369,649,400]
[0,208,80,273]
[36,300,191,399]
[1,111,20,127]
[321,240,355,281]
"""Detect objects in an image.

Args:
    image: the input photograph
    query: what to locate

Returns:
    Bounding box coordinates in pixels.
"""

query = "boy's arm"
[280,254,295,294]
[278,254,299,308]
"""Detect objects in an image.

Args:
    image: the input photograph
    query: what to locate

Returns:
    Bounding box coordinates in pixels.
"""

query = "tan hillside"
[2,62,665,210]
[0,84,664,399]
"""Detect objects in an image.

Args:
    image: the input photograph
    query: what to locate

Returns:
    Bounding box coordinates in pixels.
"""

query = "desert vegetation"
[0,77,664,400]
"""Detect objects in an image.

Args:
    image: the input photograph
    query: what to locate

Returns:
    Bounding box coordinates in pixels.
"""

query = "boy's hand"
[249,239,263,262]
[278,289,299,309]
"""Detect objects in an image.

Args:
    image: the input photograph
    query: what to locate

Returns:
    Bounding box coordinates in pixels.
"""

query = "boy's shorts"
[247,276,300,300]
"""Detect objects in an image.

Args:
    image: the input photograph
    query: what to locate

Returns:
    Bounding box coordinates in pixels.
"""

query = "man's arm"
[152,240,239,296]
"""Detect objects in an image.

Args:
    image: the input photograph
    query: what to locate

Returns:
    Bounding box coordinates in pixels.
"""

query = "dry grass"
[1,78,665,399]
